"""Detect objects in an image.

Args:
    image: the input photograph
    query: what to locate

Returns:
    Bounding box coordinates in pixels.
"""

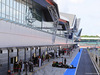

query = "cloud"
[55,0,100,35]
[55,0,69,13]
[69,0,85,3]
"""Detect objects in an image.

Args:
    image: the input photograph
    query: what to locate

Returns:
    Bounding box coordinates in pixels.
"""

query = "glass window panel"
[13,17,15,21]
[26,7,29,13]
[23,6,26,13]
[22,14,24,24]
[13,9,16,21]
[10,8,12,16]
[19,12,21,20]
[23,14,26,21]
[16,2,18,11]
[22,14,24,21]
[2,4,5,14]
[18,2,21,12]
[10,0,13,7]
[0,2,1,13]
[19,17,21,23]
[14,1,16,9]
[10,16,12,20]
[22,20,23,24]
[2,0,5,4]
[6,15,9,19]
[34,20,41,27]
[6,6,9,16]
[6,0,9,6]
[18,2,20,11]
[16,11,18,19]
[19,3,21,12]
[23,14,26,25]
[36,9,41,17]
[22,5,24,13]
[2,13,5,18]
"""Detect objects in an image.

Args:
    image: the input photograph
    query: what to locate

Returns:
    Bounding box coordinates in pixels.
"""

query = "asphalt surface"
[30,49,79,75]
[76,49,97,75]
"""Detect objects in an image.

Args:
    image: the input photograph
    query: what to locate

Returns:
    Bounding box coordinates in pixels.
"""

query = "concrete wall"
[0,20,67,48]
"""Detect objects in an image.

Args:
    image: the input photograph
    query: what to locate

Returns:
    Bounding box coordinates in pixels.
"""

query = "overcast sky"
[55,0,100,36]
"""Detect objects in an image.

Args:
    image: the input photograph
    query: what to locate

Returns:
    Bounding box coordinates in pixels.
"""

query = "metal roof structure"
[60,12,76,28]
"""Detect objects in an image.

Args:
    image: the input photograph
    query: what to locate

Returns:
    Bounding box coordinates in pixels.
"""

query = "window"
[2,0,5,4]
[2,3,5,17]
[6,0,9,6]
[0,0,55,35]
[6,6,10,19]
[10,0,13,8]
[0,1,1,16]
[10,8,12,20]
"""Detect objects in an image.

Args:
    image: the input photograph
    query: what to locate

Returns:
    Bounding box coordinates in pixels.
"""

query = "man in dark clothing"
[29,61,31,72]
[25,62,28,75]
[64,58,66,65]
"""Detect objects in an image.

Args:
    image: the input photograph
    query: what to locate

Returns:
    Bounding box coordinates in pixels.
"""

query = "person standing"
[21,62,24,74]
[38,56,41,67]
[64,58,66,65]
[25,62,28,75]
[29,61,31,72]
[79,49,80,52]
[59,50,61,57]
[43,54,45,61]
[18,62,21,75]
[31,61,34,72]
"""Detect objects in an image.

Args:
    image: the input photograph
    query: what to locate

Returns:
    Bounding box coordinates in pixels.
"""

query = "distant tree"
[81,35,99,38]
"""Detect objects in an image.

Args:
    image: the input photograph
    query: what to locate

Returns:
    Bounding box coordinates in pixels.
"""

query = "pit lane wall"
[88,51,100,73]
[0,20,67,48]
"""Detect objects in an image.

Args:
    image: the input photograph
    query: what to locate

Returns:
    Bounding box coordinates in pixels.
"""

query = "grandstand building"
[0,0,80,74]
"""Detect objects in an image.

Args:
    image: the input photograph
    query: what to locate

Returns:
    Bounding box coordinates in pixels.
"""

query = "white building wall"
[0,20,66,48]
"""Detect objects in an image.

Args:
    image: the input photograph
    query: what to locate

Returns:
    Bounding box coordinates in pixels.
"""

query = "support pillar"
[24,48,27,61]
[47,46,48,54]
[39,47,41,58]
[35,47,36,57]
[30,47,32,60]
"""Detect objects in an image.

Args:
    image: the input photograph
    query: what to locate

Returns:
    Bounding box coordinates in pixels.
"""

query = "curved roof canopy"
[33,0,60,21]
[33,0,69,31]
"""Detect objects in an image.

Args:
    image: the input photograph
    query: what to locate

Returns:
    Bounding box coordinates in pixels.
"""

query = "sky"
[54,0,100,36]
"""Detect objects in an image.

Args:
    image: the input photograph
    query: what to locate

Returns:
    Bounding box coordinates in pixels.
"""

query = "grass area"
[81,35,99,38]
